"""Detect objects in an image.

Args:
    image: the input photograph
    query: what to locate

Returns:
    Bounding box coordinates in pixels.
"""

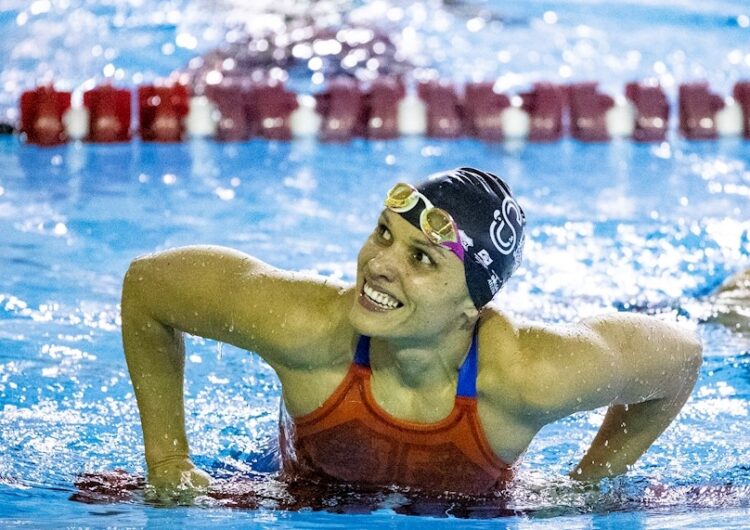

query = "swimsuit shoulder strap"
[354,330,478,397]
[354,334,371,368]
[456,327,479,399]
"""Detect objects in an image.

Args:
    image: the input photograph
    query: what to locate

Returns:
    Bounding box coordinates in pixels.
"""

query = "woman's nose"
[368,247,398,282]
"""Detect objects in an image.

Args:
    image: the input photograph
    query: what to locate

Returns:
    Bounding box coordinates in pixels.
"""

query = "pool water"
[2,135,749,527]
[2,0,750,528]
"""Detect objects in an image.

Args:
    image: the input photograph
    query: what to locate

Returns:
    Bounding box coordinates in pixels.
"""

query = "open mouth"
[361,281,404,311]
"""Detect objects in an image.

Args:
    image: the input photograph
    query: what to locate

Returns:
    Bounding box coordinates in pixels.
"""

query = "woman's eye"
[413,250,434,266]
[376,224,392,241]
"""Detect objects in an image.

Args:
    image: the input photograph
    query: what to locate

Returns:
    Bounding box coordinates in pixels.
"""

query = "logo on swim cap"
[474,249,493,268]
[489,197,521,255]
[488,271,501,294]
[459,230,473,250]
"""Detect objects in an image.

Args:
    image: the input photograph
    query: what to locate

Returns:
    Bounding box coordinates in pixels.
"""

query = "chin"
[348,297,405,338]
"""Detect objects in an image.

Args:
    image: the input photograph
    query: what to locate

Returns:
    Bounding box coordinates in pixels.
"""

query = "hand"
[146,457,211,505]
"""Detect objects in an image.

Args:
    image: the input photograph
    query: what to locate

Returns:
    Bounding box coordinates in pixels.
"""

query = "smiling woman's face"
[348,210,475,341]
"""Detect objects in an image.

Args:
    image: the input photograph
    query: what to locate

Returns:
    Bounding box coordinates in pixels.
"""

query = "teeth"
[363,282,401,309]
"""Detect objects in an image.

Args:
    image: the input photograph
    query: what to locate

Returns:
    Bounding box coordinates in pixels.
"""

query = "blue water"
[2,0,750,528]
[2,135,750,527]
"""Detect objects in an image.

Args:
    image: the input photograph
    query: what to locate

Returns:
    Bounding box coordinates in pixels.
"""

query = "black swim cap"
[398,167,525,308]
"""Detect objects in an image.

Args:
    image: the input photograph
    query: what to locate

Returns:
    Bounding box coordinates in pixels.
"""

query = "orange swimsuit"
[278,332,513,495]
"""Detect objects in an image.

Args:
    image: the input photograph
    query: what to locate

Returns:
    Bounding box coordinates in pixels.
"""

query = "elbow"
[121,253,158,312]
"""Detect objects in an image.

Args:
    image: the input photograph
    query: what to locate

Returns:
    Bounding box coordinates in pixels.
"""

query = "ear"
[458,298,480,331]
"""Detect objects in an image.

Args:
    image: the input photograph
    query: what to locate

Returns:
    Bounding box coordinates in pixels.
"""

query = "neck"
[368,326,474,391]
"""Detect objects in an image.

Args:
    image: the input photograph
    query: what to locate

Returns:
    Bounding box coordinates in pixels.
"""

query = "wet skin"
[121,211,703,497]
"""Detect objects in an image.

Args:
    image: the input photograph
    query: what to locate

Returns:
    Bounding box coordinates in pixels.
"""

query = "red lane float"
[315,77,364,142]
[84,85,131,143]
[520,83,565,142]
[16,79,750,145]
[138,84,189,142]
[364,77,404,140]
[463,82,510,142]
[733,81,750,139]
[20,86,71,146]
[252,81,298,141]
[204,81,253,141]
[418,81,463,138]
[568,82,614,142]
[625,82,669,142]
[679,82,724,140]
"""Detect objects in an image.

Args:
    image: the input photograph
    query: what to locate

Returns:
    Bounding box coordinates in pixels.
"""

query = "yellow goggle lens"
[384,182,461,253]
[384,183,420,212]
[420,208,458,245]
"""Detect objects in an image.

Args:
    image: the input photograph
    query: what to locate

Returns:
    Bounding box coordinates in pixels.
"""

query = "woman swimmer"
[121,167,703,498]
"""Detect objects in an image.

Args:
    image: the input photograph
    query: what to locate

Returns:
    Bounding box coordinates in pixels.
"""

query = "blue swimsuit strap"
[353,329,479,399]
[353,335,372,367]
[456,327,479,399]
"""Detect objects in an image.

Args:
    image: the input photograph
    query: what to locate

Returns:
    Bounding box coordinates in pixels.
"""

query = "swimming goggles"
[384,182,464,261]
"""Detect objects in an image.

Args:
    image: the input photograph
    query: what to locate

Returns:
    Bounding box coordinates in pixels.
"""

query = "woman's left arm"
[571,314,702,480]
[512,313,703,481]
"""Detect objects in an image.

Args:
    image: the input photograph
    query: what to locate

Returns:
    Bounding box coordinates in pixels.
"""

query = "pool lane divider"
[12,78,750,146]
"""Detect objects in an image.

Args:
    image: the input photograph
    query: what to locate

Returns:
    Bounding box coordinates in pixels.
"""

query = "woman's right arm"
[120,245,348,494]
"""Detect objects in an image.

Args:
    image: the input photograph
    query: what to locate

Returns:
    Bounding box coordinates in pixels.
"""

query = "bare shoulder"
[477,308,702,424]
[474,309,547,458]
[477,311,608,428]
[474,308,525,407]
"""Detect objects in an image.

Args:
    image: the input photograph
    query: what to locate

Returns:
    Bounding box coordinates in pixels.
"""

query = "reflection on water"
[69,465,750,519]
[1,0,750,525]
[0,137,749,525]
